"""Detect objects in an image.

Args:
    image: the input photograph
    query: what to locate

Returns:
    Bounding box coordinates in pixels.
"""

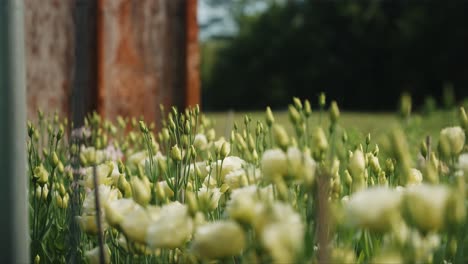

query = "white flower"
[127,151,148,167]
[82,185,119,215]
[191,221,246,259]
[348,149,366,180]
[120,206,151,244]
[80,163,114,188]
[404,184,450,232]
[458,153,468,178]
[407,168,423,186]
[210,156,245,182]
[345,187,402,232]
[194,134,208,151]
[287,147,317,184]
[197,186,222,212]
[440,126,465,155]
[261,148,287,180]
[146,202,193,249]
[104,198,141,228]
[256,202,304,263]
[224,169,247,189]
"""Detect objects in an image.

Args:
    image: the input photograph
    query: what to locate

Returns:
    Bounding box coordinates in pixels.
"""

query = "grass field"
[207,110,457,139]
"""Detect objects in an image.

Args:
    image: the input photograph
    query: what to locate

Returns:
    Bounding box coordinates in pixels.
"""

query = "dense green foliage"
[203,1,468,110]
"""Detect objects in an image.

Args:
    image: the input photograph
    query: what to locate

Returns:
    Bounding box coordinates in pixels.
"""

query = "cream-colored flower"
[120,207,151,244]
[286,147,317,184]
[82,185,119,215]
[193,133,208,151]
[197,186,222,212]
[261,148,287,180]
[224,169,247,189]
[440,126,465,155]
[146,202,193,249]
[348,149,366,180]
[345,187,402,232]
[191,221,246,259]
[131,177,151,206]
[210,156,245,182]
[407,168,423,186]
[404,184,450,232]
[104,198,141,228]
[255,202,304,264]
[80,163,114,188]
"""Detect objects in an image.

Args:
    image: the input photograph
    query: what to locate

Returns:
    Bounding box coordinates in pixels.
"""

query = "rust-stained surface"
[186,0,200,107]
[25,0,200,123]
[98,0,160,123]
[25,0,74,120]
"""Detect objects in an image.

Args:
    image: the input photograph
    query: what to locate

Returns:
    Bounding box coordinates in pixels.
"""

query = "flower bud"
[131,177,151,206]
[220,142,231,159]
[288,105,301,124]
[85,245,111,264]
[266,107,275,126]
[206,128,216,142]
[41,184,49,200]
[34,255,40,264]
[329,101,340,124]
[365,133,371,146]
[304,99,312,117]
[312,127,328,154]
[459,106,468,130]
[171,145,182,161]
[348,150,365,180]
[34,164,49,185]
[273,124,289,150]
[399,92,412,118]
[293,97,302,110]
[319,92,326,108]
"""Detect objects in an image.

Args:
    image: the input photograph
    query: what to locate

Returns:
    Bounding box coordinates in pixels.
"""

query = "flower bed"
[27,97,468,263]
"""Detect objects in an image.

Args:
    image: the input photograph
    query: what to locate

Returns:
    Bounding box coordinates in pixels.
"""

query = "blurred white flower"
[146,202,193,249]
[261,148,287,180]
[197,186,222,212]
[256,202,304,263]
[345,187,402,232]
[407,168,423,186]
[193,133,208,151]
[404,184,450,232]
[191,221,246,259]
[440,126,465,155]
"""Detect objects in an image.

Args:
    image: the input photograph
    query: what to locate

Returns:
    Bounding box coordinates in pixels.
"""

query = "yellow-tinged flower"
[344,187,402,232]
[193,133,208,151]
[404,184,450,232]
[191,221,246,259]
[131,177,151,206]
[261,148,287,180]
[80,163,114,188]
[34,164,49,185]
[104,198,141,228]
[146,202,193,249]
[76,214,107,235]
[407,168,423,186]
[120,207,151,244]
[256,202,304,264]
[197,186,222,212]
[440,126,465,155]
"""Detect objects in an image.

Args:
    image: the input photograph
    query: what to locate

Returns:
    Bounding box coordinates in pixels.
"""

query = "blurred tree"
[202,0,468,111]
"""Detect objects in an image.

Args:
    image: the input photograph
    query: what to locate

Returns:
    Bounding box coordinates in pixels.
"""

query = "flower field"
[27,96,468,263]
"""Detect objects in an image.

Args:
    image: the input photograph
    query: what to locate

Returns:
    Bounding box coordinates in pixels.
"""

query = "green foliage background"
[202,1,468,110]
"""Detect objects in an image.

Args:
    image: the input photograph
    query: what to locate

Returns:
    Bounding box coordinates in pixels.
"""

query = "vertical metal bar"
[72,0,98,127]
[0,0,29,263]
